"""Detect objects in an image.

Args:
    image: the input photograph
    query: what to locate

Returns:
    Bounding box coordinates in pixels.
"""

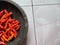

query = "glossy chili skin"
[0,10,4,17]
[0,9,20,45]
[0,41,6,45]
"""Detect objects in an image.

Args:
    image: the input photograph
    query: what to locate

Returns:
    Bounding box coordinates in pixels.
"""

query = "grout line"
[32,3,60,6]
[21,5,32,7]
[20,3,60,7]
[31,0,37,45]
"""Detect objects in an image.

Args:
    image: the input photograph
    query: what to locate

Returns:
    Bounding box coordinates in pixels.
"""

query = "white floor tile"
[35,25,43,45]
[33,5,60,25]
[35,23,58,45]
[12,0,32,6]
[57,6,60,26]
[33,0,60,5]
[43,23,57,45]
[21,7,36,45]
[55,39,60,45]
[33,5,60,45]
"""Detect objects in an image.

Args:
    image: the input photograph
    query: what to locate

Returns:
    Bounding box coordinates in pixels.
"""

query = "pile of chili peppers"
[0,9,20,45]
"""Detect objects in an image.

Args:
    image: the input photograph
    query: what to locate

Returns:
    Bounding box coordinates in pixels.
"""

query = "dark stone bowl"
[0,0,28,45]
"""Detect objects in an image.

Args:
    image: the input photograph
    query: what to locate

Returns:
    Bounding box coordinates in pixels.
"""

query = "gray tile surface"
[43,23,57,45]
[35,25,43,45]
[12,0,32,6]
[33,5,59,25]
[56,39,60,45]
[33,0,60,5]
[57,5,60,26]
[21,7,36,45]
[33,5,60,45]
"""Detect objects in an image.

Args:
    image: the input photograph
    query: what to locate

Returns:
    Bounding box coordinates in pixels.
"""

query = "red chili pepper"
[4,9,8,14]
[1,13,6,19]
[0,31,4,36]
[12,20,19,24]
[7,18,15,23]
[11,21,15,24]
[1,19,6,23]
[0,9,20,45]
[2,35,9,42]
[8,23,12,30]
[5,29,11,38]
[15,20,19,24]
[12,22,19,27]
[0,19,7,24]
[0,34,2,37]
[7,17,12,22]
[3,29,14,41]
[6,28,10,33]
[4,22,8,29]
[0,10,4,17]
[1,37,5,42]
[2,29,11,41]
[8,31,14,41]
[7,31,11,37]
[0,25,4,29]
[3,32,8,38]
[0,41,6,45]
[16,25,20,30]
[5,26,17,38]
[14,25,20,30]
[4,12,12,18]
[9,23,19,30]
[1,12,12,19]
[12,29,17,38]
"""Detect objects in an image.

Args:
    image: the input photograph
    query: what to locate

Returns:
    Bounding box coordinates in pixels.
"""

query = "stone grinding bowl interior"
[0,0,28,45]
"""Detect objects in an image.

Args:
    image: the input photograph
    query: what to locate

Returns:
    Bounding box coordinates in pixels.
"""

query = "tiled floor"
[12,0,60,45]
[21,7,36,45]
[12,0,32,6]
[33,0,60,5]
